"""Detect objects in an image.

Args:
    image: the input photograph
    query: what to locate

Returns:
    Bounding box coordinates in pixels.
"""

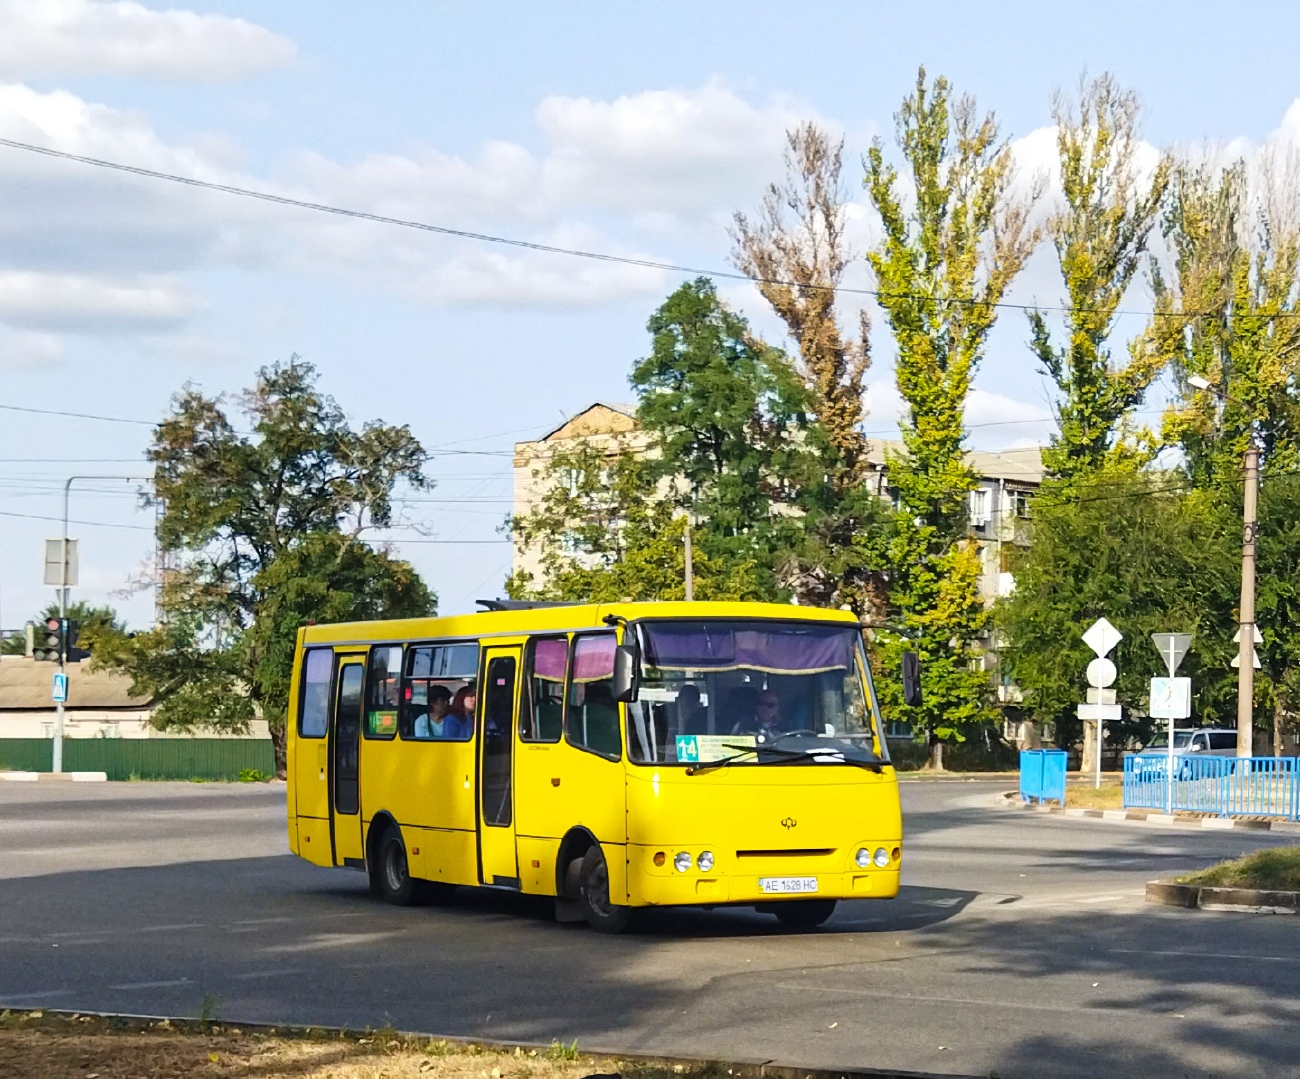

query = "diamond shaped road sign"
[1082,617,1122,659]
[1151,632,1193,677]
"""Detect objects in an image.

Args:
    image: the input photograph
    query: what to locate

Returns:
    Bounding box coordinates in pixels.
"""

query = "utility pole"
[1188,373,1261,761]
[1236,436,1259,758]
[53,477,71,774]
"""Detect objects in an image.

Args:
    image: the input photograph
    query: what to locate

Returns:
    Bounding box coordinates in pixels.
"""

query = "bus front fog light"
[873,847,889,868]
[855,847,871,868]
[697,851,714,872]
[674,851,693,873]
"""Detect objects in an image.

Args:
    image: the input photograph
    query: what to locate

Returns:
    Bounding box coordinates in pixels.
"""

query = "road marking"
[230,969,309,981]
[0,989,73,1003]
[1109,948,1300,964]
[109,978,194,990]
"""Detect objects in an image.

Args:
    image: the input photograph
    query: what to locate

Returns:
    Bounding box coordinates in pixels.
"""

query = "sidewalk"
[1003,791,1300,835]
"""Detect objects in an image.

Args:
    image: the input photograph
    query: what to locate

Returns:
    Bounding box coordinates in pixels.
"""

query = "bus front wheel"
[772,899,837,929]
[577,846,631,934]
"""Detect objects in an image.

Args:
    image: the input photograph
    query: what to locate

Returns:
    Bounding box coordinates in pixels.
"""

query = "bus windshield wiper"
[684,744,760,775]
[754,739,885,773]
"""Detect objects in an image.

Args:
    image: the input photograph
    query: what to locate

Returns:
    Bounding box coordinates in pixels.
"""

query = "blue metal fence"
[1020,749,1068,804]
[1122,754,1300,820]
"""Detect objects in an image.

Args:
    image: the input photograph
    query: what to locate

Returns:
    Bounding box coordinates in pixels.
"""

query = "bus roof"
[299,600,858,646]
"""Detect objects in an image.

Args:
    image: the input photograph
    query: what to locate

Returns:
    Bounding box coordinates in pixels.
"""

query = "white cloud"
[0,269,193,331]
[0,0,295,80]
[0,78,822,314]
[538,79,815,215]
[0,328,61,365]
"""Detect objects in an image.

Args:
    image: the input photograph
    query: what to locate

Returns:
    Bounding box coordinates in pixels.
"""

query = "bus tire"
[376,824,423,907]
[772,899,837,929]
[577,846,631,934]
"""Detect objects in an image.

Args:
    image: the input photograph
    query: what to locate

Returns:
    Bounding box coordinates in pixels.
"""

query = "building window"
[1008,489,1032,519]
[969,487,991,525]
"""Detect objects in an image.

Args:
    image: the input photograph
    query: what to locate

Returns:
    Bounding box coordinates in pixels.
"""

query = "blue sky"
[1,0,1298,630]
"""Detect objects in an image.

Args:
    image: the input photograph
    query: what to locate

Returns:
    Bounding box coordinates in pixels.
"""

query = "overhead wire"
[0,135,1280,322]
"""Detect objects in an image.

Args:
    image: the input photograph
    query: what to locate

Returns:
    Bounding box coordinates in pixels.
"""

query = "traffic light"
[65,620,89,663]
[33,617,61,662]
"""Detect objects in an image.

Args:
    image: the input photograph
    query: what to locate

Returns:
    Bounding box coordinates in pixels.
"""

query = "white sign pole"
[1167,716,1175,815]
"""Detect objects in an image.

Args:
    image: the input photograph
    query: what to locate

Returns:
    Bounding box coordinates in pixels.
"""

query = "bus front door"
[331,657,366,866]
[478,647,521,887]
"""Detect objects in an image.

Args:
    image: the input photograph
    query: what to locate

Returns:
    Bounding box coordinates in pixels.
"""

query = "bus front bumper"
[624,844,900,906]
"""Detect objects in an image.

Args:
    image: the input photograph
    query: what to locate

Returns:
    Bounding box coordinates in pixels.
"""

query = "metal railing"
[1123,754,1300,820]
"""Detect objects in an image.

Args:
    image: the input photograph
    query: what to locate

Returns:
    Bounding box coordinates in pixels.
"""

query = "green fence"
[0,738,275,780]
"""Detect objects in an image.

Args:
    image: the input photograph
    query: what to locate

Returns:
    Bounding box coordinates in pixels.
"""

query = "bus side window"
[521,637,567,743]
[567,634,621,760]
[365,645,402,739]
[298,648,332,738]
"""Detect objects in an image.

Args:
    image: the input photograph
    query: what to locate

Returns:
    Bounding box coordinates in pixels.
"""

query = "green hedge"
[0,738,275,780]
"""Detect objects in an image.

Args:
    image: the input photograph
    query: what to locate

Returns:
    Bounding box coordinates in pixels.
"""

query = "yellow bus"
[286,600,902,932]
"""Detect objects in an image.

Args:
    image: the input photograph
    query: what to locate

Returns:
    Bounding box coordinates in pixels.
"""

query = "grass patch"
[0,1010,729,1079]
[1177,846,1300,891]
[1064,782,1124,811]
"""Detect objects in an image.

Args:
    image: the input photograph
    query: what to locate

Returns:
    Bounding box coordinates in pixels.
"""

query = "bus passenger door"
[478,647,521,887]
[331,658,366,866]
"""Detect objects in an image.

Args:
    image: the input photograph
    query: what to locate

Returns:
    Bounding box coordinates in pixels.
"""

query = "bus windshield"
[626,619,884,766]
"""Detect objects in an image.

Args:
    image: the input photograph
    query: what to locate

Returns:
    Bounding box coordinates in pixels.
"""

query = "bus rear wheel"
[772,899,837,930]
[577,846,631,934]
[375,825,423,907]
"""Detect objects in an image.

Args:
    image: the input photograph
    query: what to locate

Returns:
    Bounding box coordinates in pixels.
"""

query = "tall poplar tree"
[1030,74,1171,479]
[865,69,1039,764]
[732,122,891,621]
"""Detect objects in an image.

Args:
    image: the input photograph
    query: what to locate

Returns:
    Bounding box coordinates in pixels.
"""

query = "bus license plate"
[759,876,818,894]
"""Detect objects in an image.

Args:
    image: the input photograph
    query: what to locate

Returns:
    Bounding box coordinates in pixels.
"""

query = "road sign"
[1082,617,1122,658]
[1151,632,1193,677]
[42,538,79,587]
[1231,625,1263,669]
[52,672,68,703]
[1077,702,1122,721]
[1149,676,1191,719]
[1086,657,1117,688]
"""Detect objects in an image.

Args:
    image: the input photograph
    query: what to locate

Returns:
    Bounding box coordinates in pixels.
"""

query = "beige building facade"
[512,401,1044,606]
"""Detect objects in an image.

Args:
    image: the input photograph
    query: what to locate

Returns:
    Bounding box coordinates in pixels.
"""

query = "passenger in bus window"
[444,685,476,741]
[414,685,452,739]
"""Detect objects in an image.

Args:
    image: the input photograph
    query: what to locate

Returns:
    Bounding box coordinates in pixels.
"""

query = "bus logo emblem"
[781,817,797,830]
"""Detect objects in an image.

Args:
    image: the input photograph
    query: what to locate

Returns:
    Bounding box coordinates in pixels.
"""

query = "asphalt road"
[1,779,1298,1079]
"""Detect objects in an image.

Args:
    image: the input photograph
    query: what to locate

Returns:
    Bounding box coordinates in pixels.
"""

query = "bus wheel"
[772,899,837,929]
[376,825,423,907]
[578,847,631,934]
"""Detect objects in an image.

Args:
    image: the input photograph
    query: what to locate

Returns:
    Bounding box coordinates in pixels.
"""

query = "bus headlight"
[855,847,871,868]
[674,851,693,873]
[873,847,890,868]
[697,851,714,872]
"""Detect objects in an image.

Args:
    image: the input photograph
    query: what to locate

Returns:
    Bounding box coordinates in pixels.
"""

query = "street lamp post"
[52,475,149,773]
[1187,374,1258,759]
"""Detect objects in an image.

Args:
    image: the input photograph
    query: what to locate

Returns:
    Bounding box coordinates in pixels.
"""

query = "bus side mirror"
[611,644,639,703]
[901,651,922,708]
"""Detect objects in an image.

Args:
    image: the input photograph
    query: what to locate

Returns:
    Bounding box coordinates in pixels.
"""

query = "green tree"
[997,471,1239,750]
[732,122,893,620]
[864,68,1040,763]
[1,600,124,656]
[91,360,435,769]
[1030,74,1171,480]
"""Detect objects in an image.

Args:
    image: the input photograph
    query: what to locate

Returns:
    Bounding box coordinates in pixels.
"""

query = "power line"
[0,135,1276,322]
[0,508,152,530]
[0,401,156,426]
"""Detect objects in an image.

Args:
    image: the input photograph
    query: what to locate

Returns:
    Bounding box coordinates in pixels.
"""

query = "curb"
[1146,879,1300,914]
[1001,792,1300,835]
[0,771,107,782]
[16,1008,977,1079]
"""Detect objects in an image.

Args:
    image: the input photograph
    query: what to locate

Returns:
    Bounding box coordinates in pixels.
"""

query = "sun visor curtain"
[533,638,568,682]
[641,622,851,675]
